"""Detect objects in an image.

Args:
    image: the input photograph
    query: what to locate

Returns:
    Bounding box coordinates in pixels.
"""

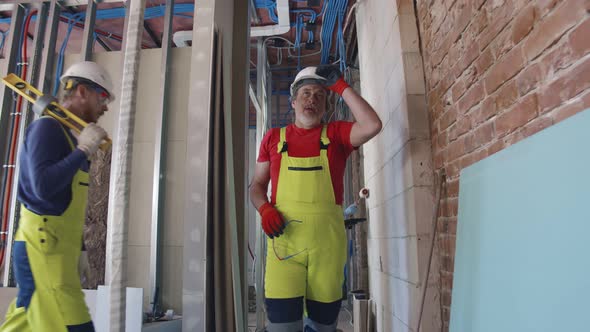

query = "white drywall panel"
[63,47,192,313]
[356,0,437,330]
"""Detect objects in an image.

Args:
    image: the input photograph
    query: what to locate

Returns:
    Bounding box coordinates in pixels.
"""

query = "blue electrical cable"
[7,3,203,219]
[0,31,9,55]
[0,4,195,25]
[320,0,348,65]
[173,14,194,19]
[336,0,346,112]
[318,0,329,18]
[342,0,349,68]
[271,8,279,23]
[321,1,334,64]
[290,9,317,22]
[48,3,195,95]
[54,14,83,96]
[288,8,319,50]
[320,0,336,63]
[255,0,279,23]
[297,15,304,70]
[295,14,303,48]
[336,0,348,71]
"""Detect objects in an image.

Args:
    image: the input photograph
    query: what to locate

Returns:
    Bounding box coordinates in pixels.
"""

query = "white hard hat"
[60,61,115,101]
[290,66,326,96]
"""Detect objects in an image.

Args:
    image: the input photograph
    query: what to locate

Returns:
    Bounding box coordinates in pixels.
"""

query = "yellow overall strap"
[277,125,330,155]
[41,115,76,150]
[277,126,288,154]
[319,125,330,156]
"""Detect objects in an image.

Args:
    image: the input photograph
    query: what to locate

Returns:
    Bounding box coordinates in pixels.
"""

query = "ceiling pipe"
[170,0,290,46]
[250,0,290,37]
[172,30,192,47]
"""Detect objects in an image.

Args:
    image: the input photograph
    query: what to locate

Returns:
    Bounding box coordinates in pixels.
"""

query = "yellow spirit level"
[2,73,111,151]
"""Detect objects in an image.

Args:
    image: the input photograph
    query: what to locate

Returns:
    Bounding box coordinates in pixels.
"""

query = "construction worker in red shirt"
[0,61,113,332]
[249,65,382,332]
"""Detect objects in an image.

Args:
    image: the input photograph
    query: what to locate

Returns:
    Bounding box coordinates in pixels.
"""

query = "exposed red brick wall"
[416,0,589,330]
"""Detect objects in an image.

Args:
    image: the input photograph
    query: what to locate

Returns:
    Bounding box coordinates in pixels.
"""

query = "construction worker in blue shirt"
[0,61,114,332]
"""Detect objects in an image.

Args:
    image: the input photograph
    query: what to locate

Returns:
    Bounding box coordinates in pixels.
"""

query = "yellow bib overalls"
[1,122,94,332]
[265,125,347,332]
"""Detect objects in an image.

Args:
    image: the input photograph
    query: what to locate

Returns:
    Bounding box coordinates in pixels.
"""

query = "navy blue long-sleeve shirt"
[18,117,89,216]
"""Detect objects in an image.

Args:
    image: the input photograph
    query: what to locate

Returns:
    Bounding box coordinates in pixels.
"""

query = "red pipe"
[0,9,36,271]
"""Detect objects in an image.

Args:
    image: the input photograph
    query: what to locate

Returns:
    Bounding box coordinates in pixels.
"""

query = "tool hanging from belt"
[2,73,112,151]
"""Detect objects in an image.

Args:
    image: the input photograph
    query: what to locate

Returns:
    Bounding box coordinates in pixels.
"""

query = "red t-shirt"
[257,121,355,205]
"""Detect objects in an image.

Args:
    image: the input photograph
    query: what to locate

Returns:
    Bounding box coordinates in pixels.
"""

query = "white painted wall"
[355,0,440,331]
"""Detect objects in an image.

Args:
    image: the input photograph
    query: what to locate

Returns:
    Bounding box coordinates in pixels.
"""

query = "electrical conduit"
[0,9,36,271]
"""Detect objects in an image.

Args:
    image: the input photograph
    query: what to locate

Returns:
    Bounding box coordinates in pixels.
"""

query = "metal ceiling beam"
[64,5,111,52]
[0,0,121,9]
[95,36,112,51]
[26,1,50,113]
[149,0,173,319]
[38,0,60,94]
[1,3,149,50]
[143,21,161,48]
[80,0,97,60]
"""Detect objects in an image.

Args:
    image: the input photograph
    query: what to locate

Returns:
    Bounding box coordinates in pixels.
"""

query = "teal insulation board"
[450,109,590,332]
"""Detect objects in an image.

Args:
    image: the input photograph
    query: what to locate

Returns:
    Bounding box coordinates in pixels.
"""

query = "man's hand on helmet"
[315,65,350,96]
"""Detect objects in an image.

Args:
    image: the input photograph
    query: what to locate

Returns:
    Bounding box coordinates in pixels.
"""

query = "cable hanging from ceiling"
[255,0,279,23]
[318,0,350,121]
[0,4,194,61]
[254,0,354,124]
[51,4,195,95]
[0,4,194,25]
[53,13,84,96]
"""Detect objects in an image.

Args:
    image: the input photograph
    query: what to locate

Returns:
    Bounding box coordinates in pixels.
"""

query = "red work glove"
[316,65,350,96]
[258,202,286,239]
